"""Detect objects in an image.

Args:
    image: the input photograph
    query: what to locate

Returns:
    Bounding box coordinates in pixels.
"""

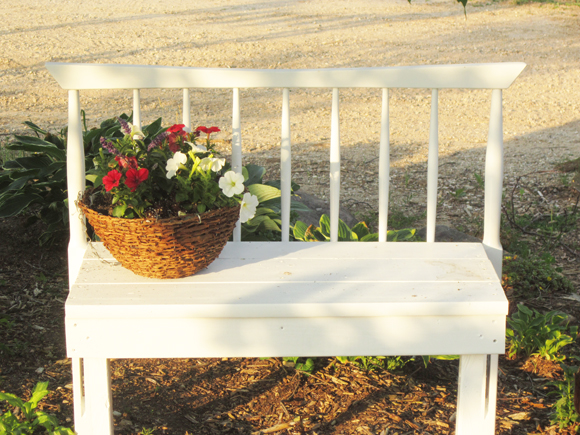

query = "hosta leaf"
[0,192,43,217]
[360,233,379,242]
[13,155,53,169]
[338,219,354,241]
[247,184,280,203]
[9,136,66,160]
[319,214,331,237]
[352,222,370,239]
[293,220,308,241]
[243,164,266,186]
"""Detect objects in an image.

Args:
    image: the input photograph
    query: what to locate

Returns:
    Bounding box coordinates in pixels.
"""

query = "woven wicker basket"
[78,201,240,279]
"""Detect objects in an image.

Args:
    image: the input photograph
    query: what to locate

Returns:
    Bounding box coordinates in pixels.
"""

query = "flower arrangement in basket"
[80,117,259,279]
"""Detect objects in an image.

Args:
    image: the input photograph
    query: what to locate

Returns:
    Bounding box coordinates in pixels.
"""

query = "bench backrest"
[46,62,525,284]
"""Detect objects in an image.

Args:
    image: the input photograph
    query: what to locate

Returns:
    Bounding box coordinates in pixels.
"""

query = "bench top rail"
[46,62,525,90]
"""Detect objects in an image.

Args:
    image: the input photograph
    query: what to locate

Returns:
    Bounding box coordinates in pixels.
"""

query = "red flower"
[115,155,138,170]
[102,170,122,192]
[124,168,149,192]
[195,126,220,135]
[167,124,188,153]
[167,124,185,133]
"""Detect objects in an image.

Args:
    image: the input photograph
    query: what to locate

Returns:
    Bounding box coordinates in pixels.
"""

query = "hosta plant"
[293,214,417,242]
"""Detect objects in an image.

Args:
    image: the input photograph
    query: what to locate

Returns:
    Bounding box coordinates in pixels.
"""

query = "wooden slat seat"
[46,61,525,435]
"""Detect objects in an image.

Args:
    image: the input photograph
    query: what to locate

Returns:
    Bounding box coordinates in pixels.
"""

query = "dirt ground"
[1,0,580,433]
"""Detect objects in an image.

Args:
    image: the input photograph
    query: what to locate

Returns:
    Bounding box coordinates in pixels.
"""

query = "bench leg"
[71,357,114,435]
[456,354,498,435]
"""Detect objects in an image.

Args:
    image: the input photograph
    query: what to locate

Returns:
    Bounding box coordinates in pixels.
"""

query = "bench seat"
[68,241,507,360]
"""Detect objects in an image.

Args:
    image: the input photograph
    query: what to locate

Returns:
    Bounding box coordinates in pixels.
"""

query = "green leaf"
[246,215,281,232]
[360,233,379,242]
[305,225,327,242]
[112,204,127,217]
[338,219,354,241]
[0,392,25,409]
[352,222,370,239]
[243,164,266,186]
[247,184,281,203]
[0,192,43,217]
[29,381,49,409]
[293,221,308,241]
[8,136,66,160]
[319,214,331,237]
[23,120,48,136]
[144,117,163,136]
[12,155,53,170]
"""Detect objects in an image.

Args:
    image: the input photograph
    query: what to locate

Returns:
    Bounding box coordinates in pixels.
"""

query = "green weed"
[506,305,577,361]
[502,254,575,298]
[547,361,580,430]
[0,381,74,434]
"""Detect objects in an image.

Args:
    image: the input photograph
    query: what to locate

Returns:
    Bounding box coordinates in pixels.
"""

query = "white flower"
[186,142,207,154]
[129,123,145,140]
[219,171,245,197]
[239,192,259,223]
[200,157,226,172]
[165,151,187,179]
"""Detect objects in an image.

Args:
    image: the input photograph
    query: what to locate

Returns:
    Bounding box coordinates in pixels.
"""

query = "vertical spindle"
[281,89,292,242]
[330,88,340,242]
[378,88,390,243]
[426,89,439,243]
[132,89,141,132]
[183,89,191,131]
[232,88,242,242]
[67,90,87,287]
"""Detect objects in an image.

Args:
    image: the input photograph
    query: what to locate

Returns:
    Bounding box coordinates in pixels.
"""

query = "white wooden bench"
[46,62,525,435]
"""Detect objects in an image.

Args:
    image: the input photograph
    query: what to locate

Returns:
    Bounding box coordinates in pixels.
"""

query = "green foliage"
[282,357,316,374]
[502,254,575,298]
[547,361,580,430]
[506,304,577,361]
[421,355,459,368]
[0,381,74,434]
[293,214,417,242]
[241,164,309,241]
[0,114,128,245]
[336,356,408,372]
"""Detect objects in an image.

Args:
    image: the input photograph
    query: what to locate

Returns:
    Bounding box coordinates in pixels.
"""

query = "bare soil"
[1,0,580,433]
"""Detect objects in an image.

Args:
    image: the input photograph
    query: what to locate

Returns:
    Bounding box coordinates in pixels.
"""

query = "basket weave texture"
[78,201,240,279]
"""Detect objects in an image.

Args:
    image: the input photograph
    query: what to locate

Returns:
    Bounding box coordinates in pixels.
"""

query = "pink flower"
[103,170,122,192]
[124,168,149,192]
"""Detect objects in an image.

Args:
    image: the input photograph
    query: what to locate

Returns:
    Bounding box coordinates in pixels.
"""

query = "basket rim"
[77,199,241,226]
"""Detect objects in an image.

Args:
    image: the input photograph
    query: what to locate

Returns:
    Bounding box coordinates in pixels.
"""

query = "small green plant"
[139,427,156,435]
[0,381,74,434]
[293,214,417,242]
[282,357,316,374]
[474,172,484,189]
[336,356,408,372]
[547,361,580,430]
[452,188,466,199]
[506,304,577,361]
[502,254,575,298]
